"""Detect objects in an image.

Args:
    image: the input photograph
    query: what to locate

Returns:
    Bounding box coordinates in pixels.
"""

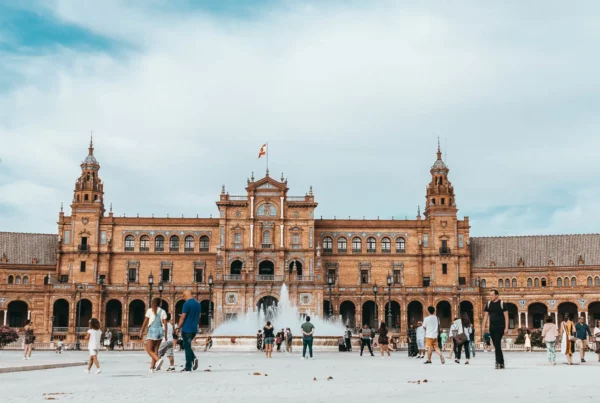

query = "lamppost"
[327,274,334,319]
[208,275,214,332]
[372,284,378,329]
[75,284,84,351]
[148,273,154,306]
[387,274,393,328]
[50,315,55,342]
[158,281,164,310]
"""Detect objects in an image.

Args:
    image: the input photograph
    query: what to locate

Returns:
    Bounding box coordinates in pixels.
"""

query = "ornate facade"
[1,140,599,342]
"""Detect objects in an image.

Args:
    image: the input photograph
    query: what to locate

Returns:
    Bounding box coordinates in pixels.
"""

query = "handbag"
[454,321,468,344]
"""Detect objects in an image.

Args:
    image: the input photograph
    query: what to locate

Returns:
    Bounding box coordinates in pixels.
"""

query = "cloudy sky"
[0,1,599,236]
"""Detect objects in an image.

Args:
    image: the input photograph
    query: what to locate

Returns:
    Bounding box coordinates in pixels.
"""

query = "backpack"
[487,300,504,310]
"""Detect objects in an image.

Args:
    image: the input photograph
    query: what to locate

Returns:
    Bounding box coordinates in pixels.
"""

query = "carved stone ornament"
[82,217,89,225]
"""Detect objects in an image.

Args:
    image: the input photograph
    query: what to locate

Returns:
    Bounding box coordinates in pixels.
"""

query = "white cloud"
[0,1,599,235]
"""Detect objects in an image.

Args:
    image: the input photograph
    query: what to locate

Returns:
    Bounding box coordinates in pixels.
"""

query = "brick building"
[1,140,599,342]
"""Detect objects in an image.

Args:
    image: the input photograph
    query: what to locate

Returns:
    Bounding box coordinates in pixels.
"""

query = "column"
[27,310,31,320]
[553,312,557,324]
[525,313,528,328]
[582,311,588,323]
[250,197,254,219]
[518,312,522,328]
[3,310,7,326]
[250,224,254,248]
[280,196,284,219]
[280,224,284,248]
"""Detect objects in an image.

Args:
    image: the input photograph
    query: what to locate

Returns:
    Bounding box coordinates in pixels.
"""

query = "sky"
[0,0,599,236]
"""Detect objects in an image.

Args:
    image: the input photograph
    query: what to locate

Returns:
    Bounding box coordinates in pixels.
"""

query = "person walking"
[103,328,112,350]
[378,322,391,358]
[453,312,472,365]
[560,313,576,365]
[141,297,168,373]
[286,328,293,353]
[483,331,492,352]
[176,290,201,372]
[524,331,532,352]
[157,313,176,372]
[23,320,34,360]
[117,328,124,350]
[574,315,592,363]
[541,316,558,365]
[482,289,509,369]
[84,318,102,374]
[594,321,600,362]
[407,324,418,358]
[203,335,213,352]
[416,321,425,359]
[263,321,275,358]
[276,329,284,352]
[469,324,476,358]
[359,324,375,356]
[423,306,445,365]
[344,326,352,352]
[301,316,315,359]
[256,329,263,351]
[442,329,450,355]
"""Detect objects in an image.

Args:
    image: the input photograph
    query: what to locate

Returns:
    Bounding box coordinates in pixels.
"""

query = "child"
[203,336,213,352]
[55,340,63,354]
[85,318,103,374]
[157,313,176,372]
[484,331,492,352]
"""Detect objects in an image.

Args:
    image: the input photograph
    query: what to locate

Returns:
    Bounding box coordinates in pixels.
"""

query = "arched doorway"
[52,299,69,328]
[459,301,474,324]
[105,299,122,329]
[128,300,146,327]
[8,301,28,328]
[159,300,169,313]
[289,260,303,276]
[384,301,401,329]
[505,302,518,329]
[256,296,278,320]
[407,301,423,327]
[200,300,211,328]
[527,303,548,329]
[340,301,356,328]
[323,301,333,319]
[558,302,578,326]
[75,299,93,330]
[362,301,377,328]
[175,300,185,324]
[588,302,600,326]
[258,260,275,276]
[436,301,452,329]
[230,260,243,275]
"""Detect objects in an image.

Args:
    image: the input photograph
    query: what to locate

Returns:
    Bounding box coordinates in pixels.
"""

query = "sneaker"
[95,369,102,374]
[154,358,164,371]
[180,368,192,373]
[440,356,445,364]
[423,361,432,364]
[84,369,90,374]
[495,363,499,369]
[192,358,199,371]
[149,369,155,373]
[499,364,505,369]
[581,359,586,363]
[301,357,305,360]
[166,367,175,372]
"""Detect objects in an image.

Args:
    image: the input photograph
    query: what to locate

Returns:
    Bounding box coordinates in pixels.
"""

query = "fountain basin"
[203,336,346,352]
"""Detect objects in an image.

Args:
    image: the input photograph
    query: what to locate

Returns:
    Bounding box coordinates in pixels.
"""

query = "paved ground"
[0,352,85,373]
[1,349,599,402]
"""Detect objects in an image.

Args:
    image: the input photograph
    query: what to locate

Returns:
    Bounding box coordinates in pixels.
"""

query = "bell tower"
[71,135,105,215]
[423,141,457,219]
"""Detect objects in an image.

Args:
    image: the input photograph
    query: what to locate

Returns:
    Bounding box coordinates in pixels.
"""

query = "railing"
[337,249,347,253]
[106,285,125,291]
[224,275,241,281]
[170,247,179,252]
[128,327,141,333]
[155,247,164,252]
[184,248,194,253]
[199,247,209,252]
[78,244,89,252]
[323,248,332,253]
[434,287,454,292]
[256,275,283,282]
[291,244,302,250]
[287,196,306,201]
[396,249,406,254]
[440,247,451,255]
[297,275,315,282]
[229,196,248,201]
[352,249,362,253]
[382,249,391,253]
[367,249,376,253]
[124,247,134,252]
[52,284,71,289]
[140,247,150,252]
[53,327,68,333]
[261,244,273,249]
[75,327,89,333]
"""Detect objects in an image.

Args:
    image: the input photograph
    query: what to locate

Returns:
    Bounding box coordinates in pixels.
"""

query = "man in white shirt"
[158,313,175,372]
[416,321,425,358]
[422,306,445,364]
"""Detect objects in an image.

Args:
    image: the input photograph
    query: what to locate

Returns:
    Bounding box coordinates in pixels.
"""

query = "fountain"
[207,283,346,351]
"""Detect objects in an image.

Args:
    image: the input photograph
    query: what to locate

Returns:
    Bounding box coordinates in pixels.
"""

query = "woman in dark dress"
[256,330,263,351]
[23,320,35,360]
[378,322,391,357]
[407,324,418,358]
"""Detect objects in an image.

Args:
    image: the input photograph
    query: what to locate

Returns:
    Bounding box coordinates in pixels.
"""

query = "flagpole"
[266,141,269,175]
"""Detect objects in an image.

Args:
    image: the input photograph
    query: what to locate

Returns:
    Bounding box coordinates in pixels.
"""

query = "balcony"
[224,274,241,281]
[128,327,141,334]
[155,247,164,252]
[52,327,68,333]
[323,248,332,254]
[337,248,347,253]
[140,247,150,252]
[352,249,362,254]
[382,249,391,254]
[170,247,179,252]
[396,249,406,254]
[366,249,376,253]
[261,244,273,249]
[440,247,451,255]
[124,247,134,252]
[75,327,89,333]
[78,244,89,252]
[184,248,194,253]
[257,275,283,282]
[199,247,209,252]
[297,275,315,282]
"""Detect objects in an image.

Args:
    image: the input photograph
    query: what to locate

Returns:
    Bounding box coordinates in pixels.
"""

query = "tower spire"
[437,137,442,160]
[89,131,94,155]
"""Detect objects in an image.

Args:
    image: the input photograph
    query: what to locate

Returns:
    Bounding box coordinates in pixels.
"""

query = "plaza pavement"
[1,349,598,402]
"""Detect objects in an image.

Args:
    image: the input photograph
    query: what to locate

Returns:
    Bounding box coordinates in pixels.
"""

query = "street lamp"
[387,274,393,328]
[208,275,214,332]
[327,274,334,319]
[50,315,55,342]
[372,284,378,328]
[148,272,154,306]
[158,281,164,310]
[75,284,84,351]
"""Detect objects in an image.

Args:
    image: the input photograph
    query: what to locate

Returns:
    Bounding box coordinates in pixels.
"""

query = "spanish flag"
[258,143,267,158]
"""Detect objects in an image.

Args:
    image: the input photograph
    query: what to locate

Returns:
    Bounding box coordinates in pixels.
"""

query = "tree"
[0,326,19,348]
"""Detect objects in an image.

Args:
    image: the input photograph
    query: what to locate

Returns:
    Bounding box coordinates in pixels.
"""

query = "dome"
[432,159,447,170]
[83,154,98,165]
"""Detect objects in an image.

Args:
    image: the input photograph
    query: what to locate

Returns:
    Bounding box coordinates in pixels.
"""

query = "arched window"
[184,236,195,252]
[352,237,362,253]
[337,237,347,253]
[199,235,209,252]
[564,277,570,286]
[15,276,21,285]
[571,277,577,286]
[8,275,14,284]
[169,236,180,252]
[541,278,547,287]
[124,235,135,251]
[23,276,29,285]
[155,235,165,252]
[322,237,333,252]
[140,235,150,252]
[481,279,487,288]
[396,237,406,253]
[588,277,593,286]
[381,237,391,253]
[557,277,563,287]
[498,279,504,288]
[512,278,517,288]
[366,237,376,253]
[595,276,600,286]
[534,278,539,287]
[262,231,271,247]
[527,278,532,287]
[257,203,277,216]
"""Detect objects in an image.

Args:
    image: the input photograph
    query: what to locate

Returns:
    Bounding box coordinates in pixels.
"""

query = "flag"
[258,143,267,158]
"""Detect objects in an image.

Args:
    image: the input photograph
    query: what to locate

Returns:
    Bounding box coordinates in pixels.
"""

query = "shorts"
[89,349,98,357]
[417,339,425,349]
[158,341,174,358]
[264,337,274,345]
[576,339,588,351]
[146,327,164,341]
[425,338,437,349]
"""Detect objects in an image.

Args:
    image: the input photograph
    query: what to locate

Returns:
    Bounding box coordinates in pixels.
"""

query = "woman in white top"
[452,313,472,365]
[141,298,168,373]
[594,321,600,363]
[524,331,532,352]
[84,318,102,374]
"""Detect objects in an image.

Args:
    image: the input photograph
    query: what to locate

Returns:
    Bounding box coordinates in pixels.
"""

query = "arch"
[154,235,165,252]
[352,237,362,252]
[436,300,452,329]
[564,277,570,286]
[128,300,146,327]
[258,260,275,276]
[105,299,122,328]
[596,276,600,286]
[381,237,391,252]
[557,277,563,287]
[504,302,519,329]
[256,296,278,321]
[527,278,532,287]
[175,299,185,324]
[159,299,169,313]
[340,301,356,328]
[230,260,243,275]
[459,300,474,324]
[366,237,377,252]
[257,203,277,217]
[184,235,195,252]
[200,300,212,327]
[52,299,69,327]
[557,302,578,326]
[288,260,303,276]
[7,300,28,327]
[395,237,406,252]
[336,236,347,252]
[124,234,135,251]
[323,300,333,319]
[588,301,600,327]
[322,236,333,252]
[534,278,539,287]
[15,276,21,285]
[541,278,547,287]
[199,235,210,252]
[362,300,378,328]
[481,279,487,288]
[75,299,93,330]
[571,276,577,286]
[169,235,180,252]
[22,276,29,285]
[140,235,150,251]
[498,279,504,288]
[505,278,510,288]
[587,276,593,286]
[527,302,548,329]
[407,300,424,326]
[384,300,401,329]
[7,275,13,284]
[511,278,517,288]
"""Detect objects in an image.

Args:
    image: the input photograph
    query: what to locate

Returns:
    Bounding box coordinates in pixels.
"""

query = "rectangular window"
[64,230,71,245]
[361,270,369,284]
[393,270,401,285]
[292,233,299,245]
[128,268,137,282]
[458,234,464,248]
[80,261,86,272]
[100,231,107,245]
[162,268,170,283]
[195,269,204,283]
[458,276,466,286]
[98,274,106,284]
[423,277,431,287]
[234,233,241,244]
[327,269,337,283]
[442,264,447,275]
[423,234,429,247]
[60,275,69,283]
